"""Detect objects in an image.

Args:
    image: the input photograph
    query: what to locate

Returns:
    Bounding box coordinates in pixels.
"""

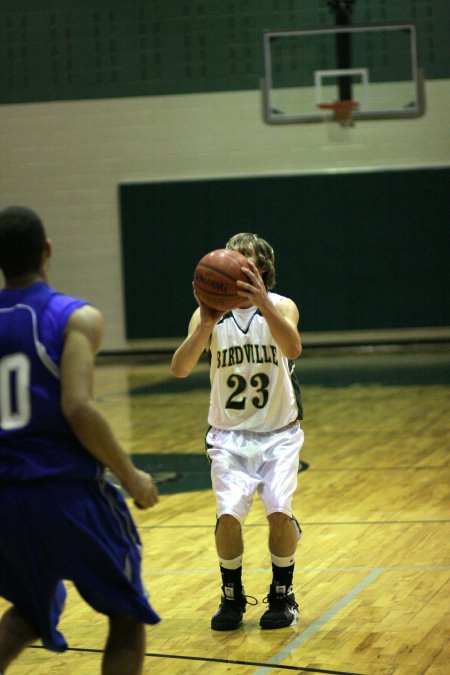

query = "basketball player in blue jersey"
[171,233,304,631]
[0,206,160,675]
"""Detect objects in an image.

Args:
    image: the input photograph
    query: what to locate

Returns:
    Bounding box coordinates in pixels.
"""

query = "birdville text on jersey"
[215,344,279,368]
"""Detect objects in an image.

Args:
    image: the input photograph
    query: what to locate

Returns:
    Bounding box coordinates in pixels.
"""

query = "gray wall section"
[120,167,449,339]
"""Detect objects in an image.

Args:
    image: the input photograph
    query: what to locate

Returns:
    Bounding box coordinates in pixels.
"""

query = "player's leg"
[0,606,38,672]
[259,514,301,629]
[63,480,159,654]
[211,515,250,631]
[207,430,258,630]
[215,513,243,559]
[258,423,304,628]
[0,484,68,664]
[268,511,300,557]
[215,513,244,599]
[102,614,145,675]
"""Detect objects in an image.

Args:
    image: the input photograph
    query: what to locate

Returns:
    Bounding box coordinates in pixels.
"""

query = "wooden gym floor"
[1,346,449,674]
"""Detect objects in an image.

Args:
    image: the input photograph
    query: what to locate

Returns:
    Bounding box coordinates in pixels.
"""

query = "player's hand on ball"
[237,259,268,308]
[192,283,224,324]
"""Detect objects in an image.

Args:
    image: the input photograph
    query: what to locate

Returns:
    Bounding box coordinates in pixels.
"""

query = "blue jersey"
[0,281,102,481]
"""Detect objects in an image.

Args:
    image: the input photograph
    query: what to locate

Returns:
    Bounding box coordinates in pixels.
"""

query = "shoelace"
[262,593,298,610]
[222,592,258,607]
[243,593,258,606]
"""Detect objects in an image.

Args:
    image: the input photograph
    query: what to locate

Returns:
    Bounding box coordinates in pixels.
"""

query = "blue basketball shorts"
[0,478,160,652]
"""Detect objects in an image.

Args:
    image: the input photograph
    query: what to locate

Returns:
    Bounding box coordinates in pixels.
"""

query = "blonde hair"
[226,232,276,290]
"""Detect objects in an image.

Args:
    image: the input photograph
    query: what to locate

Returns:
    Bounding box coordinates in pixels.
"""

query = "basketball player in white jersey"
[171,233,304,630]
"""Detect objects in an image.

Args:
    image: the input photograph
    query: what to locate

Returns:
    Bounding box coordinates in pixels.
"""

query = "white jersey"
[207,292,302,432]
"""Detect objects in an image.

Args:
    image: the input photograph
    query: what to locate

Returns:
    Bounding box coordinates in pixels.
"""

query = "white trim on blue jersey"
[0,303,60,378]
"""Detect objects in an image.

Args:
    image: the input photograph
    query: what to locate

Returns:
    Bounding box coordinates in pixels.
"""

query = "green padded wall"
[119,167,449,339]
[0,0,448,104]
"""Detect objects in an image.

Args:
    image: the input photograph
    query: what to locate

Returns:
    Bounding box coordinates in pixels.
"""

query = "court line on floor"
[304,465,449,471]
[29,565,448,674]
[28,644,366,674]
[28,571,383,675]
[143,564,450,575]
[26,566,448,672]
[251,569,384,675]
[139,519,450,529]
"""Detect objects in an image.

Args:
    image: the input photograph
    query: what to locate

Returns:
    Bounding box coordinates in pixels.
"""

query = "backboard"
[262,23,425,124]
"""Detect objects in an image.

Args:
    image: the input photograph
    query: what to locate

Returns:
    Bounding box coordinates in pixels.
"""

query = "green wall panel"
[119,167,450,339]
[0,0,448,104]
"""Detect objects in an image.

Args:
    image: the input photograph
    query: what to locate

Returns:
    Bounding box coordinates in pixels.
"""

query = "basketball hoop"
[317,100,359,127]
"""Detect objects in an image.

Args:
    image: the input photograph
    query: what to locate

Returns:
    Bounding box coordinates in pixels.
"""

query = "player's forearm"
[171,324,212,377]
[63,400,136,483]
[262,303,302,360]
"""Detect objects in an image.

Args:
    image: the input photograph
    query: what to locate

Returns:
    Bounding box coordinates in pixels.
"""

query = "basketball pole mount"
[327,0,357,105]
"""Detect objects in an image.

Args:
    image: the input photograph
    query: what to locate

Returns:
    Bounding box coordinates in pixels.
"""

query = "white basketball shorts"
[206,422,304,525]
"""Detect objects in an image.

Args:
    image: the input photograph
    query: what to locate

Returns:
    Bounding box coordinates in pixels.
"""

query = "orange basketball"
[193,248,251,311]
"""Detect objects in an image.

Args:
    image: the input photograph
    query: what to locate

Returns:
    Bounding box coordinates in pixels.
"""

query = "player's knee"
[267,511,291,529]
[216,514,241,535]
[267,512,302,538]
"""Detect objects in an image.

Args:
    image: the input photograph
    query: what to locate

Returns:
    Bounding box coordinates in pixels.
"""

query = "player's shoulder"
[268,291,285,305]
[269,291,296,308]
[269,291,299,320]
[65,304,104,353]
[68,304,103,329]
[45,286,90,317]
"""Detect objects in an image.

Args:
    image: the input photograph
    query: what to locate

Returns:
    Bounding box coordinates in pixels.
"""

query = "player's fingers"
[242,265,263,286]
[134,492,158,509]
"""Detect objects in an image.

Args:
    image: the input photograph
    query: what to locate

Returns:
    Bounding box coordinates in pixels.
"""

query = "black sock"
[220,565,243,598]
[271,562,294,591]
